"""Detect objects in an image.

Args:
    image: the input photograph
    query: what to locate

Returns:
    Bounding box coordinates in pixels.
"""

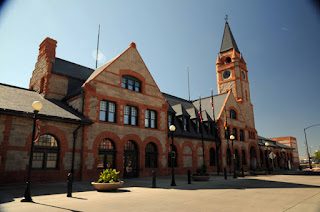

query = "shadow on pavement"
[33,202,82,212]
[1,175,320,204]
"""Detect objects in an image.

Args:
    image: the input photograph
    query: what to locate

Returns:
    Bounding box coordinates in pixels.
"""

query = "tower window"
[226,57,231,63]
[230,109,237,119]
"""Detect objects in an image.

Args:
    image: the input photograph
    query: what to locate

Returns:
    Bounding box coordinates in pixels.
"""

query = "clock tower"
[216,20,255,128]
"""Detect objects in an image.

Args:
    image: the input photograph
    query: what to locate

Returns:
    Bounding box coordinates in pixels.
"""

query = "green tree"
[315,151,320,160]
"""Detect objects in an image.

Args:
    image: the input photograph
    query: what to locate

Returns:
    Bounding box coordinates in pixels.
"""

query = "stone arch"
[143,136,164,168]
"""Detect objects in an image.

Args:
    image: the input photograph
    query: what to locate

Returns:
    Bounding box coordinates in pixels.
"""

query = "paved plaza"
[1,174,320,212]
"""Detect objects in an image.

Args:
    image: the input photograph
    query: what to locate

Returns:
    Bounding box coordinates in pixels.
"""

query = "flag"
[198,99,203,123]
[224,108,227,130]
[34,119,40,143]
[210,96,214,109]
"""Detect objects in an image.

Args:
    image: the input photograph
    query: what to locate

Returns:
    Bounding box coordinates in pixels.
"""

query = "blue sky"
[1,0,319,158]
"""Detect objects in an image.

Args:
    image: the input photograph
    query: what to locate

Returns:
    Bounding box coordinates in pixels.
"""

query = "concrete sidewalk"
[1,174,320,212]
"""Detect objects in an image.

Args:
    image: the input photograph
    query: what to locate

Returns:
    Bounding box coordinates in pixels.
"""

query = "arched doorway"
[276,152,280,167]
[124,140,139,178]
[226,148,232,173]
[250,146,257,170]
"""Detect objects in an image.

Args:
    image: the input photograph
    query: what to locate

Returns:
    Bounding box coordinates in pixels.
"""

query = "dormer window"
[230,109,237,119]
[121,75,141,92]
[183,117,189,131]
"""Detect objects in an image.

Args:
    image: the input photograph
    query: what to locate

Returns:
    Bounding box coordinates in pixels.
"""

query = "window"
[182,117,189,131]
[100,100,116,122]
[121,75,141,92]
[32,134,59,169]
[230,109,237,119]
[168,113,173,128]
[240,129,244,141]
[97,138,116,169]
[145,142,158,168]
[210,148,216,166]
[145,109,157,129]
[196,121,200,133]
[232,128,238,140]
[242,150,246,165]
[168,145,178,167]
[124,105,138,126]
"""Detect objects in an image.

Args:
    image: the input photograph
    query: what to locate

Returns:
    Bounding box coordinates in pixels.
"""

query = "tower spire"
[220,20,240,53]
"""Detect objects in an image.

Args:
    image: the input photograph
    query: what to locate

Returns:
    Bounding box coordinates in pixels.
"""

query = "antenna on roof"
[225,14,228,22]
[187,65,190,101]
[95,24,100,69]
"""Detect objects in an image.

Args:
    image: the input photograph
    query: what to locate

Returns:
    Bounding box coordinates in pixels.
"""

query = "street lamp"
[265,142,271,174]
[21,101,43,202]
[230,135,237,178]
[281,148,286,170]
[169,125,176,186]
[304,124,320,169]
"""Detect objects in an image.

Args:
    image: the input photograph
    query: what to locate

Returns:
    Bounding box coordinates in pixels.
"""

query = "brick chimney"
[38,37,57,61]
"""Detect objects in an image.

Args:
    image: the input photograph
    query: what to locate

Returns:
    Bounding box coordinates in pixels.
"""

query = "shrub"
[97,169,120,183]
[195,164,208,176]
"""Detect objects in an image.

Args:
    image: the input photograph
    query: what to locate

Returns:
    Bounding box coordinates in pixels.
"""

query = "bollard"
[241,167,244,177]
[187,170,191,184]
[152,171,156,188]
[67,173,72,197]
[224,168,227,180]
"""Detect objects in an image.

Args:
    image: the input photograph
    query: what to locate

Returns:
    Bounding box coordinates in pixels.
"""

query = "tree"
[315,151,320,160]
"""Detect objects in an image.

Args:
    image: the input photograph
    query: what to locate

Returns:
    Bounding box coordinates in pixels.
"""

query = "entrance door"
[124,140,138,178]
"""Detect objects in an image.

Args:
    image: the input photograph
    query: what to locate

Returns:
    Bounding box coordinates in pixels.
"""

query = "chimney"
[38,37,57,61]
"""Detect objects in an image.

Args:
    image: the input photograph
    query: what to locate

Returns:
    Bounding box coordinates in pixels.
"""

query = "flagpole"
[211,89,220,174]
[187,65,190,101]
[199,95,205,168]
[95,24,100,69]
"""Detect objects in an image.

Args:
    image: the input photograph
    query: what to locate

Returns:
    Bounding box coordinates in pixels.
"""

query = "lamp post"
[281,148,286,170]
[230,135,237,178]
[304,124,320,169]
[265,142,270,174]
[21,101,42,202]
[169,125,176,186]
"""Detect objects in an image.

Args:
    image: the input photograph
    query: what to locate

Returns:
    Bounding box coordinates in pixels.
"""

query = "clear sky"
[1,0,319,158]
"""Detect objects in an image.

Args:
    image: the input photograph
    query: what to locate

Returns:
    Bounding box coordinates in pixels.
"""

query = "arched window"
[97,138,116,169]
[210,148,216,166]
[226,148,232,166]
[226,57,231,63]
[168,145,178,167]
[145,142,158,168]
[230,109,237,119]
[242,149,247,165]
[32,134,59,169]
[121,75,141,92]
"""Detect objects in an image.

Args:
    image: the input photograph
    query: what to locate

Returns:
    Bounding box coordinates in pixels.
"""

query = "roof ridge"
[162,92,191,103]
[0,82,34,92]
[55,58,94,71]
[192,92,228,102]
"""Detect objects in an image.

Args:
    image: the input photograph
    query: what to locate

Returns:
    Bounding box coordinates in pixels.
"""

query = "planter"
[91,181,124,191]
[237,171,249,176]
[191,175,210,181]
[250,171,265,175]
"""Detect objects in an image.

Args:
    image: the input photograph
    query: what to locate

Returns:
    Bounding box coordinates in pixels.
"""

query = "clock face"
[242,71,246,79]
[223,70,231,79]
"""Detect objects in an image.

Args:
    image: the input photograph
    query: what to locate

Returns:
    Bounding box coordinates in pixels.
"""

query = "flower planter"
[237,171,249,176]
[191,175,210,181]
[91,181,124,191]
[250,171,265,175]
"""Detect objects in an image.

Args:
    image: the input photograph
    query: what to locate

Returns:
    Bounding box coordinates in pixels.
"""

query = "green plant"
[97,169,120,183]
[195,164,208,176]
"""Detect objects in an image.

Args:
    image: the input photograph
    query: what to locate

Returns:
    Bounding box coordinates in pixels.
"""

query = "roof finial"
[224,15,228,22]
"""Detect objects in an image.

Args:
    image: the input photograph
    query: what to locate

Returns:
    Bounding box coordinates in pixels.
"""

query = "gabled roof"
[192,92,228,121]
[0,83,91,124]
[171,104,190,117]
[220,21,240,53]
[84,57,118,84]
